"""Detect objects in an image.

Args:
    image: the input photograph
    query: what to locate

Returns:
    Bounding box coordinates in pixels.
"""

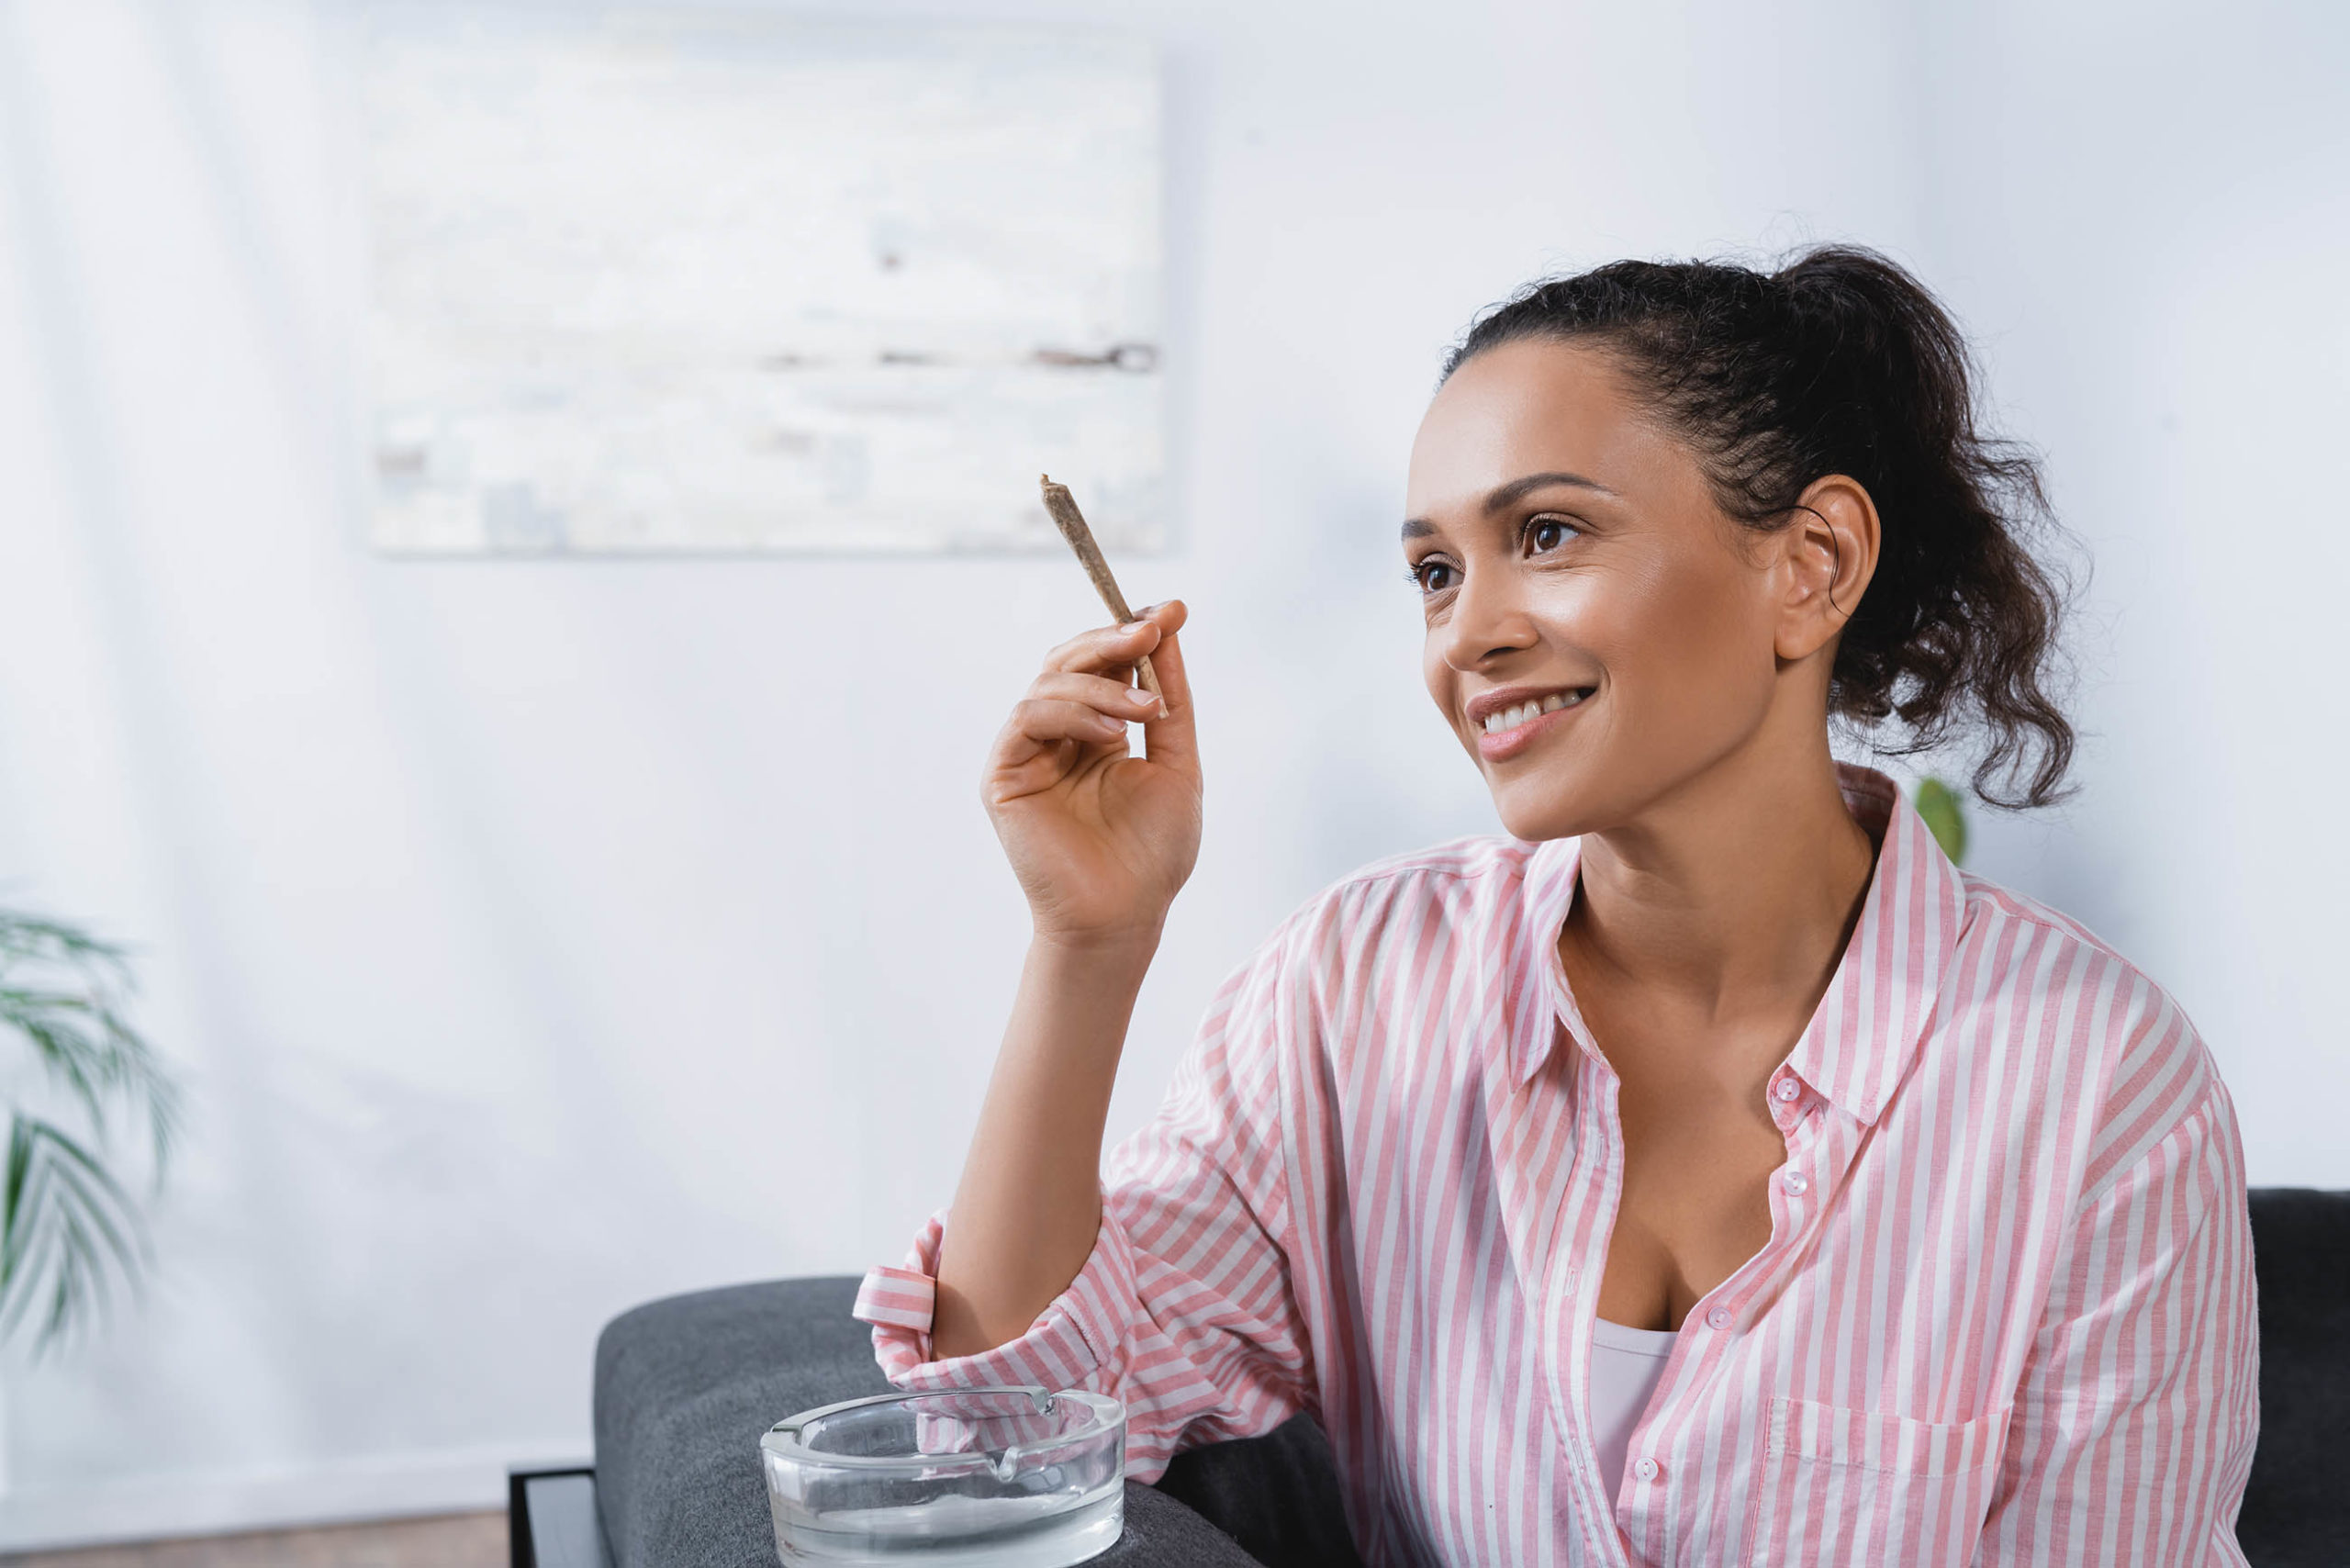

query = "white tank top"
[1588,1316,1678,1500]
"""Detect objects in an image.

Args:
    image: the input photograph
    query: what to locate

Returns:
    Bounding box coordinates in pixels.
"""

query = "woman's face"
[1404,338,1807,842]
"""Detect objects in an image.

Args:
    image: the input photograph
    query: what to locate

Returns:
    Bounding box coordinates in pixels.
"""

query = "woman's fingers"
[1028,669,1167,722]
[1044,613,1165,677]
[988,742,1081,802]
[1133,601,1198,778]
[991,696,1130,778]
[992,602,1192,798]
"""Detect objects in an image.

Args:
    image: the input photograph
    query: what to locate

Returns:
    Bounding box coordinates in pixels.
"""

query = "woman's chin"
[1488,778,1592,844]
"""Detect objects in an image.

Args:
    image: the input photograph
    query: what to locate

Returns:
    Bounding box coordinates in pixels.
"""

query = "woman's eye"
[1526,516,1576,554]
[1408,560,1456,594]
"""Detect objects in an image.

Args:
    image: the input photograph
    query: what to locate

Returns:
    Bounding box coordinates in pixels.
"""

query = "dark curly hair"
[1443,245,2079,810]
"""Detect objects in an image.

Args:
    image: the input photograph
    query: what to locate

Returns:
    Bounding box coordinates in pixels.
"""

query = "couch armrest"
[591,1277,1273,1567]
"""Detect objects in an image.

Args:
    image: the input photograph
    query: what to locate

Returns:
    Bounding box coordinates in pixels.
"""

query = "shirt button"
[1633,1456,1662,1482]
[1774,1078,1802,1103]
[1781,1170,1809,1196]
[1706,1305,1733,1329]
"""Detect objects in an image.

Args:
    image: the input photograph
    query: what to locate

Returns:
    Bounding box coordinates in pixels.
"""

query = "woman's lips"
[1474,688,1595,761]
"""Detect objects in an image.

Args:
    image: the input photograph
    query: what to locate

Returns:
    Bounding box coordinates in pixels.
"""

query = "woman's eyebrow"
[1401,471,1618,543]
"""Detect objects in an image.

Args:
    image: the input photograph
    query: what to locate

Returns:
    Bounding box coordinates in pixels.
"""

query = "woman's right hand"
[983,599,1202,948]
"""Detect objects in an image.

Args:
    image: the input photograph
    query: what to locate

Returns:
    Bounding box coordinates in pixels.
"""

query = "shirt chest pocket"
[1743,1396,2010,1565]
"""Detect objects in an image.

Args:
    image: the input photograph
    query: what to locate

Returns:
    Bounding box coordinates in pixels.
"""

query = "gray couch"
[516,1188,2348,1567]
[582,1275,1358,1568]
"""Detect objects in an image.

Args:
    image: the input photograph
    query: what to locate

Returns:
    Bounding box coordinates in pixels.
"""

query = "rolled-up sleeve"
[854,923,1317,1480]
[1975,1068,2261,1565]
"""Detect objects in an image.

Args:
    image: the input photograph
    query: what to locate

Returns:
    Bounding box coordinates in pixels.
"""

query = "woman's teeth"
[1481,689,1589,734]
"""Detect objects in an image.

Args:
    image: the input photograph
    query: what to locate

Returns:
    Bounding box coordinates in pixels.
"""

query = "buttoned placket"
[1607,1060,1833,1564]
[1551,1032,1631,1562]
[1525,839,1858,1564]
[1501,786,1935,1565]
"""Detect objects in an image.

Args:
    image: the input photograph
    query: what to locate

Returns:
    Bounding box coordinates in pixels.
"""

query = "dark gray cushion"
[2241,1188,2350,1568]
[1157,1410,1363,1568]
[593,1277,1278,1567]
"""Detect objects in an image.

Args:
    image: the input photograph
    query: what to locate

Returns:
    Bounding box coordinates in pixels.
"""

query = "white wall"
[1909,0,2350,1182]
[0,0,2337,1547]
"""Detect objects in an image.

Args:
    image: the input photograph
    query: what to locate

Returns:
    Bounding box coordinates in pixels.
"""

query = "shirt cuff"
[853,1203,1136,1394]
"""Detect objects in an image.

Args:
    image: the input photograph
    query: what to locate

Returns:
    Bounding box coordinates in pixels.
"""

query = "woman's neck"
[1562,737,1880,1022]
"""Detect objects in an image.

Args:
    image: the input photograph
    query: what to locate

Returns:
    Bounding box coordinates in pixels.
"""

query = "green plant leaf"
[1914,776,1969,865]
[0,905,181,1352]
[0,1114,149,1353]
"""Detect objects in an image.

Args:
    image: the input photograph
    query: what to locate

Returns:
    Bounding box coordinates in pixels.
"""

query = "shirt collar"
[1512,762,1968,1125]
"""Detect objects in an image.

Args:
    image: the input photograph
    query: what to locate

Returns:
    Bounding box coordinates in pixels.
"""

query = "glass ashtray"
[761,1386,1126,1566]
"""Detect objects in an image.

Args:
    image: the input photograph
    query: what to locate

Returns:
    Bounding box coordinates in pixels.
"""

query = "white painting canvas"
[363,7,1163,554]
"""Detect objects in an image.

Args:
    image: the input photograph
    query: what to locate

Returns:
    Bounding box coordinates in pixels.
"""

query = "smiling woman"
[1416,249,2074,812]
[853,246,2257,1567]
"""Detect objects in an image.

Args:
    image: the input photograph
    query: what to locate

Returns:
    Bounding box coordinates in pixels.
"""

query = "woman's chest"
[1305,1043,2066,1564]
[1322,1046,2055,1406]
[1324,1192,2030,1568]
[1599,1059,1792,1330]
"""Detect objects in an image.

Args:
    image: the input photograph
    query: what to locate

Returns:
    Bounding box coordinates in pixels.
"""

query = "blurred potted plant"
[1,907,180,1353]
[1913,775,1968,865]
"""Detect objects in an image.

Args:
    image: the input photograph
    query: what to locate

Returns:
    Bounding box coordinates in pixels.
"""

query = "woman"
[854,248,2258,1565]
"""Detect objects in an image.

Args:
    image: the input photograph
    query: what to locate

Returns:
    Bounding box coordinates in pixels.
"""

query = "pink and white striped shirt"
[856,764,2259,1565]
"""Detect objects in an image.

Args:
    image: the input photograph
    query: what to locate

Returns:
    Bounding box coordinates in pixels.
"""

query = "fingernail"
[1129,688,1164,711]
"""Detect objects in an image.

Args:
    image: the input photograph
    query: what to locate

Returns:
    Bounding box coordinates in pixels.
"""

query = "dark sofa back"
[2238,1187,2350,1567]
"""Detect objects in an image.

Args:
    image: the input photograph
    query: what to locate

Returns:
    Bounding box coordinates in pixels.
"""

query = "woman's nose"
[1441,570,1539,671]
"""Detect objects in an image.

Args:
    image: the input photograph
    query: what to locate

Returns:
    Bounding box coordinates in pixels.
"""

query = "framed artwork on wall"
[363,7,1163,554]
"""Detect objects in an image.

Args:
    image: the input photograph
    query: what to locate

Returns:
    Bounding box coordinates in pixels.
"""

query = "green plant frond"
[135,1065,184,1172]
[0,907,130,953]
[0,924,180,1172]
[36,1131,143,1266]
[0,915,136,985]
[3,1186,117,1351]
[4,1125,111,1272]
[0,1114,153,1355]
[1,1118,35,1281]
[7,1013,115,1130]
[0,907,179,1353]
[0,987,106,1015]
[82,1004,183,1172]
[1,1228,65,1348]
[23,1215,106,1351]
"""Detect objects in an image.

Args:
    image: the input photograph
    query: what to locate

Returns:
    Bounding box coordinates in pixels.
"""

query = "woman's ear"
[1774,475,1881,662]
